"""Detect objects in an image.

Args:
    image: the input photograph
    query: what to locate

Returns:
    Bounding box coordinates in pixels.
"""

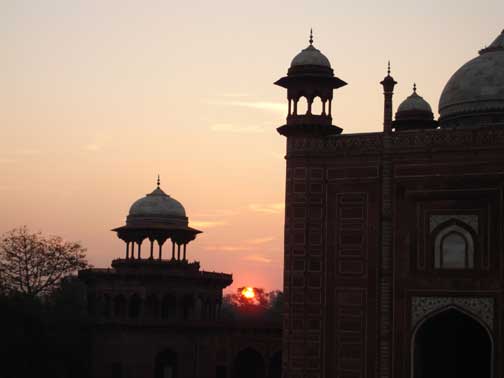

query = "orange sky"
[2,1,503,291]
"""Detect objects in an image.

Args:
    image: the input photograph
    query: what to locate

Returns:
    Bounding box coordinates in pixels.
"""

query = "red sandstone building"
[79,181,281,378]
[277,30,504,378]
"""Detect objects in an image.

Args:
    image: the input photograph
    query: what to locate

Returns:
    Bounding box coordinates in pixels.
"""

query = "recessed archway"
[155,349,177,378]
[232,347,265,378]
[267,351,282,378]
[412,307,492,378]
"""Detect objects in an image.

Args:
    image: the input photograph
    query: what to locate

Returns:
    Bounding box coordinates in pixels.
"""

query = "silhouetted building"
[277,30,504,378]
[79,181,281,378]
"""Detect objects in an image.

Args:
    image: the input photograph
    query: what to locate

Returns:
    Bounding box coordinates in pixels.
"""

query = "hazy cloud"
[207,99,285,114]
[192,209,239,217]
[218,93,250,98]
[246,236,275,245]
[243,254,272,263]
[16,149,40,156]
[210,123,265,134]
[248,202,285,214]
[83,144,100,152]
[190,220,227,228]
[203,244,252,252]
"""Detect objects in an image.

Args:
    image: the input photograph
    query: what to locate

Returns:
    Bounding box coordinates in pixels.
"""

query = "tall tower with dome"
[277,29,504,378]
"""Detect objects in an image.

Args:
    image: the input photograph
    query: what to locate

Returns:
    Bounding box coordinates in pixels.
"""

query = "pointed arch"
[311,96,323,115]
[433,223,475,269]
[155,348,178,378]
[411,306,493,378]
[129,293,142,319]
[232,347,265,378]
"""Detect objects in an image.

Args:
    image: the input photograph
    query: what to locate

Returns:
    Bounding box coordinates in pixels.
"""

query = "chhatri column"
[137,240,143,259]
[158,241,163,260]
[130,242,135,260]
[149,239,154,259]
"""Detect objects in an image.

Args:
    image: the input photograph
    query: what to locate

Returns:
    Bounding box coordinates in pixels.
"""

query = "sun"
[241,286,255,300]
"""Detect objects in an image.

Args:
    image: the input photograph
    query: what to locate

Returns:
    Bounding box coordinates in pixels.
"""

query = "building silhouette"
[277,30,504,378]
[79,181,281,378]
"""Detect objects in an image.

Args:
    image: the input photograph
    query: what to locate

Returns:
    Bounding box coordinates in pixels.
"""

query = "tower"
[277,28,504,378]
[79,180,234,378]
[380,62,397,133]
[275,30,347,137]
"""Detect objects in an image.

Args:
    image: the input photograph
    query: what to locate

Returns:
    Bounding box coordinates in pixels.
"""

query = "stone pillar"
[380,64,397,134]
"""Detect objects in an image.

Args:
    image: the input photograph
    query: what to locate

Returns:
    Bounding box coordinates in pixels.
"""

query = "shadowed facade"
[277,30,504,378]
[79,182,281,378]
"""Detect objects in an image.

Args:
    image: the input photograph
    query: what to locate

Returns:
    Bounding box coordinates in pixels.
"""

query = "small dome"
[397,85,433,113]
[129,187,186,219]
[394,85,437,131]
[291,44,331,68]
[439,29,504,127]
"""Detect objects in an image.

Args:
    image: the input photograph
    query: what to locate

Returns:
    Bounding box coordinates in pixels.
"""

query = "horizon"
[2,0,503,291]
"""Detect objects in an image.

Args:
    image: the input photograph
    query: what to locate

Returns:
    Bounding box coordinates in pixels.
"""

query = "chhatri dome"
[112,177,201,262]
[127,176,187,227]
[439,29,504,128]
[397,84,433,114]
[290,29,331,68]
[275,30,347,136]
[393,84,437,131]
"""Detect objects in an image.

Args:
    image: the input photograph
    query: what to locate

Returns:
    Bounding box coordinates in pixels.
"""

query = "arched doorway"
[155,349,177,378]
[268,351,282,378]
[412,308,492,378]
[232,348,265,378]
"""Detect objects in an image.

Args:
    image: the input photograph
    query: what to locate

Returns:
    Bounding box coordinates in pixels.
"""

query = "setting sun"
[241,286,256,300]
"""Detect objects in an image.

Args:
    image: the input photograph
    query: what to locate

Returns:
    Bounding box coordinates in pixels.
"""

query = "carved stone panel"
[429,215,479,233]
[411,296,494,330]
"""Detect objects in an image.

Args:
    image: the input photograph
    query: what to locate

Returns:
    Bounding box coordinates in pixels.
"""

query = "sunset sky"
[2,1,503,291]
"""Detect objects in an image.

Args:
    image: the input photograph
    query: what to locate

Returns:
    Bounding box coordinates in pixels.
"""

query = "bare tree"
[0,226,89,297]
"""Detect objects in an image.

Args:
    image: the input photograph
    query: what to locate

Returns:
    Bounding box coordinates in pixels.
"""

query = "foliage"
[0,226,89,297]
[222,287,283,323]
[0,276,91,378]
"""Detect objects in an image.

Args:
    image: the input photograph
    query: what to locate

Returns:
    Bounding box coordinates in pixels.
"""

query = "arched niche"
[232,347,265,378]
[411,307,493,378]
[155,349,177,378]
[296,96,308,115]
[145,294,160,319]
[267,351,282,378]
[311,96,323,115]
[129,293,142,319]
[161,294,177,319]
[434,224,474,269]
[113,295,127,318]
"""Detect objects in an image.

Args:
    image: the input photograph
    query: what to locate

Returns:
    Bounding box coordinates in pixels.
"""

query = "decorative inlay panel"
[286,128,504,156]
[429,215,478,233]
[411,296,494,330]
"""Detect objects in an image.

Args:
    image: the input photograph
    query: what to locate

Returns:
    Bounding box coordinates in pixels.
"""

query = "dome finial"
[387,60,391,76]
[309,28,313,45]
[413,83,417,93]
[157,174,160,188]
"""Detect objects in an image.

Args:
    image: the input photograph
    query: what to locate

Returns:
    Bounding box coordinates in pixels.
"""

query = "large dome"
[127,186,187,226]
[438,29,504,128]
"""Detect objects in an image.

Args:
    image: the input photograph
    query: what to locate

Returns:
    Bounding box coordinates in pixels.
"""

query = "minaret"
[275,31,347,136]
[380,61,397,133]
